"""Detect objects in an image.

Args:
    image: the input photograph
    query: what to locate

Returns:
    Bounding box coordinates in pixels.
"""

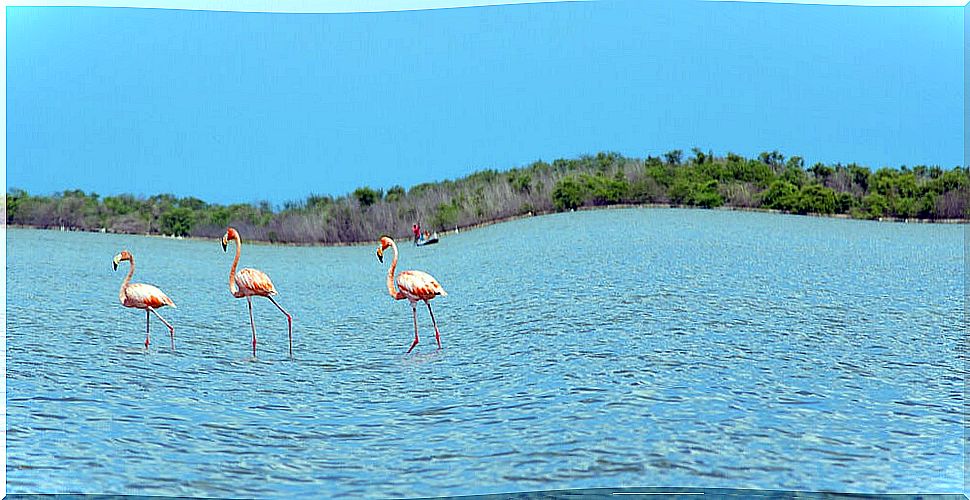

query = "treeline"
[6,149,969,244]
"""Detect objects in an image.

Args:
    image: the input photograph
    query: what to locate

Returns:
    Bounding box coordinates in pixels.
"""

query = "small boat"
[416,232,439,246]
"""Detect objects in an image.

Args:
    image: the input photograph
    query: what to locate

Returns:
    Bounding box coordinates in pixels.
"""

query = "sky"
[5,0,965,205]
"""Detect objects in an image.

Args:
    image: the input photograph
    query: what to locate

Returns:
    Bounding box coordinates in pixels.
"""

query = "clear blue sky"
[6,0,965,205]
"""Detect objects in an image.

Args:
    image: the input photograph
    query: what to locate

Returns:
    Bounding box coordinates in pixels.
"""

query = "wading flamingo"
[112,250,176,350]
[222,227,292,358]
[376,235,447,353]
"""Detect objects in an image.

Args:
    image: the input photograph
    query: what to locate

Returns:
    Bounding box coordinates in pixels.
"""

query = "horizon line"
[705,0,967,6]
[7,0,966,12]
[9,153,967,204]
[4,0,592,13]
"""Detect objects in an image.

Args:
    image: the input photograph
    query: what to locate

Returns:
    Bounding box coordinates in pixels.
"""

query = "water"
[6,208,965,497]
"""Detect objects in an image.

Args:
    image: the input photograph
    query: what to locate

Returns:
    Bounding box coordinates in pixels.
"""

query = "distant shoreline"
[8,151,968,245]
[7,204,967,248]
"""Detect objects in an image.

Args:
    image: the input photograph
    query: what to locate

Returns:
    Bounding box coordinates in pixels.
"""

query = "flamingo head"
[376,235,394,263]
[222,227,239,252]
[112,250,132,271]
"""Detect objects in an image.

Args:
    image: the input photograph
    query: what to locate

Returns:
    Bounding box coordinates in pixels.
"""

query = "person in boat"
[412,223,421,244]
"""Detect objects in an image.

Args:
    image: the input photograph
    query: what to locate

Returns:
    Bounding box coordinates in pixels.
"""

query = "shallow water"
[6,208,965,497]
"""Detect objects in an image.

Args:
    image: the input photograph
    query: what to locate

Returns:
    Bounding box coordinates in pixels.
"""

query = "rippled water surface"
[6,209,966,497]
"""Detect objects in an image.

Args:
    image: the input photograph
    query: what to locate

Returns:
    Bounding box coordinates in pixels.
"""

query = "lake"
[6,208,965,497]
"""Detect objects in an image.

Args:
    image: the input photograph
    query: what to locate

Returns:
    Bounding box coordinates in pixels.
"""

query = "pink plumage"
[397,270,447,301]
[234,268,279,298]
[223,227,292,358]
[377,236,447,353]
[113,250,176,350]
[122,283,176,310]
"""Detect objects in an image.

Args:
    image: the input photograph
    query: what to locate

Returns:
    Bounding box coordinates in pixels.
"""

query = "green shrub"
[384,185,406,203]
[645,163,674,187]
[582,174,629,205]
[160,207,194,236]
[834,192,856,213]
[727,159,774,185]
[508,171,532,193]
[669,179,722,208]
[917,193,937,218]
[178,196,208,211]
[668,179,693,205]
[432,201,460,229]
[663,149,683,166]
[629,177,663,203]
[103,194,140,216]
[795,184,836,214]
[863,193,889,219]
[761,181,799,211]
[781,165,809,187]
[353,187,382,207]
[552,176,587,211]
[892,197,918,218]
[693,183,724,208]
[6,189,29,222]
[870,168,900,197]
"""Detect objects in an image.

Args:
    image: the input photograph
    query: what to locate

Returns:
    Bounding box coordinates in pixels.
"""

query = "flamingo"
[222,227,293,358]
[112,250,176,350]
[376,235,447,353]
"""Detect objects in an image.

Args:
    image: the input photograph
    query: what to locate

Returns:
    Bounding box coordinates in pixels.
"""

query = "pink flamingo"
[376,235,447,353]
[113,250,176,350]
[222,227,292,358]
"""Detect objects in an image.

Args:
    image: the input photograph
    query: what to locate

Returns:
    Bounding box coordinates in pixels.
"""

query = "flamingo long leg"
[407,302,419,354]
[148,306,176,351]
[145,310,151,349]
[267,296,293,358]
[426,301,442,350]
[247,296,257,358]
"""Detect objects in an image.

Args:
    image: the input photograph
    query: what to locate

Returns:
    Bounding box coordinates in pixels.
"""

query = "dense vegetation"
[6,149,969,244]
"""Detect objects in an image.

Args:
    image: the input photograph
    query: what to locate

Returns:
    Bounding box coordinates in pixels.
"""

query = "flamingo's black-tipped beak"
[112,261,118,271]
[377,251,384,264]
[222,241,227,252]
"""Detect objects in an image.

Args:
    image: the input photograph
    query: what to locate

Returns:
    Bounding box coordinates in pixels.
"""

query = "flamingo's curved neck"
[386,239,403,299]
[229,234,241,295]
[119,257,134,304]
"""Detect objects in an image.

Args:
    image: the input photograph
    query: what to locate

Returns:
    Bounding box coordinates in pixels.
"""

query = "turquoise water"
[6,208,965,497]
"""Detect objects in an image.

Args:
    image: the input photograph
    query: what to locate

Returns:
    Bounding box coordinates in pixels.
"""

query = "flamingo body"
[233,268,278,298]
[113,250,176,350]
[223,227,293,357]
[377,236,447,353]
[397,270,446,301]
[122,283,176,310]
